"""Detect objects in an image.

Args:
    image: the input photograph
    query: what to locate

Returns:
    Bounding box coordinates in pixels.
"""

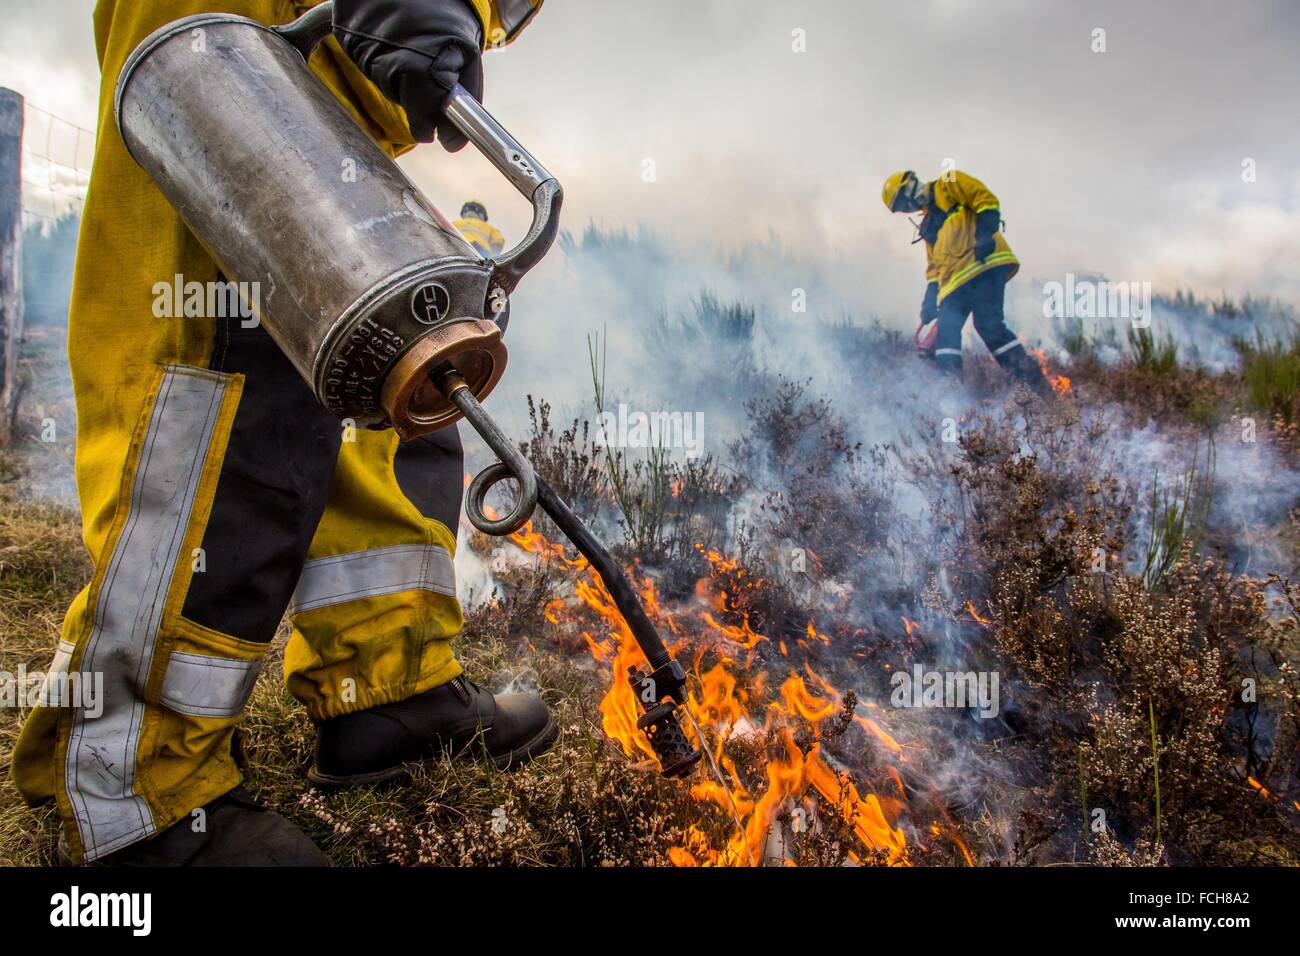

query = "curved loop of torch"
[465,460,536,536]
[434,369,538,536]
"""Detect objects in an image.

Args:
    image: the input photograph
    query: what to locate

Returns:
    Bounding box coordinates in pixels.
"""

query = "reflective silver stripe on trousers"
[289,544,456,615]
[993,339,1024,356]
[934,348,963,356]
[38,640,76,706]
[67,367,231,861]
[160,652,261,718]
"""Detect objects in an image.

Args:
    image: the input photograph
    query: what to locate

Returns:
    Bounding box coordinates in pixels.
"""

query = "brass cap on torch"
[380,318,508,439]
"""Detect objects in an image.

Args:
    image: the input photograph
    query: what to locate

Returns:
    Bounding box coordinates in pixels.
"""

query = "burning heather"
[2,228,1298,867]
[383,228,1299,867]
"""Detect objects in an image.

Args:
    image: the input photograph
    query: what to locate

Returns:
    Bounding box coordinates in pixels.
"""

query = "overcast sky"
[4,0,1299,312]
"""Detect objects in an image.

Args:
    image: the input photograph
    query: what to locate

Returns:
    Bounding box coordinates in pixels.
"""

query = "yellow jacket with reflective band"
[453,215,505,255]
[924,171,1018,303]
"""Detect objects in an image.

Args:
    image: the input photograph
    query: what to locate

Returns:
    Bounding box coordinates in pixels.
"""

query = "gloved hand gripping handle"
[274,1,562,295]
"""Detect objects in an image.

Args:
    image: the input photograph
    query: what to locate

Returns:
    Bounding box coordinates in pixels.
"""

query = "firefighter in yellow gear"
[454,199,505,256]
[13,0,555,867]
[882,169,1045,392]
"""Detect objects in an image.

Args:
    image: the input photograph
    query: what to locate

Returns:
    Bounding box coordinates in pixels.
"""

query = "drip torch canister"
[115,1,559,439]
[116,1,700,778]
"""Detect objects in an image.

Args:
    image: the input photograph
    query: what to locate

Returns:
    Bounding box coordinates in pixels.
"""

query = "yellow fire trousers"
[13,0,472,863]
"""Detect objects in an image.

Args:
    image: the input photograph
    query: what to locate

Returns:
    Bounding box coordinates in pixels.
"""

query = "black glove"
[920,282,939,322]
[333,0,484,149]
[973,208,1000,263]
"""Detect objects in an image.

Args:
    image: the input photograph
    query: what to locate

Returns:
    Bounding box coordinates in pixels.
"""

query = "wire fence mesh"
[18,101,94,230]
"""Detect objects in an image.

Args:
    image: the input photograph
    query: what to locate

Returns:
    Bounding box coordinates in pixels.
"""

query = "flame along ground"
[497,514,976,867]
[467,346,1088,865]
[1028,348,1072,396]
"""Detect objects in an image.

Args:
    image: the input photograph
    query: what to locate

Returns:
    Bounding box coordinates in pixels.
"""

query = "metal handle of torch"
[274,3,563,296]
[433,368,702,779]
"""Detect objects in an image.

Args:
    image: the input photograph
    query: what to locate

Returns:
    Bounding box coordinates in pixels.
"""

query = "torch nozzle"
[433,367,470,396]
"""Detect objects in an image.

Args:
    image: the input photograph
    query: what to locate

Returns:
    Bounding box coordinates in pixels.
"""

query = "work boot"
[60,786,330,866]
[308,674,558,789]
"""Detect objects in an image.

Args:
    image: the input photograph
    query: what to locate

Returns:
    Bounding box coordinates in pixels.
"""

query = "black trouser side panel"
[181,318,343,644]
[393,424,464,534]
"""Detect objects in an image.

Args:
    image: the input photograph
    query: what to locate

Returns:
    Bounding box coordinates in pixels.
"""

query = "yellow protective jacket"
[13,0,542,864]
[453,215,505,255]
[923,171,1018,303]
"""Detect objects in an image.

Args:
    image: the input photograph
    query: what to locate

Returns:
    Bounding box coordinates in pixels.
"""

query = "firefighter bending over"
[882,169,1046,393]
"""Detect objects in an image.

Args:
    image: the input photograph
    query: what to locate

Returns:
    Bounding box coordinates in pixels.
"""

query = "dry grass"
[247,612,712,867]
[0,481,89,865]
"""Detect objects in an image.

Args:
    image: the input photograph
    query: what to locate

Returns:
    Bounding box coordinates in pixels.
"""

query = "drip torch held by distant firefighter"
[14,0,696,869]
[883,169,1048,394]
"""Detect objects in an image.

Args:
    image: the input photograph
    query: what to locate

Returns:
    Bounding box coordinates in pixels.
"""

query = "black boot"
[309,675,558,789]
[63,786,330,866]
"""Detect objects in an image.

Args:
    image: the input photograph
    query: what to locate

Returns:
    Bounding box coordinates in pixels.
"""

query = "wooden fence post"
[0,88,24,448]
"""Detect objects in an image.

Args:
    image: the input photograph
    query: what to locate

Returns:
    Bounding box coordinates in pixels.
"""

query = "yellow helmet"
[881,170,916,212]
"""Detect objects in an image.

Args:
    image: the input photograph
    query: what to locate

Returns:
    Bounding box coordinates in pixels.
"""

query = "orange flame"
[1029,347,1072,395]
[806,621,832,644]
[700,611,768,650]
[495,524,948,866]
[966,600,992,626]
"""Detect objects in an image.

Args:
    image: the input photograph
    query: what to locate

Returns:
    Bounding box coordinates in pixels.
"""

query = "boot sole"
[306,713,560,791]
